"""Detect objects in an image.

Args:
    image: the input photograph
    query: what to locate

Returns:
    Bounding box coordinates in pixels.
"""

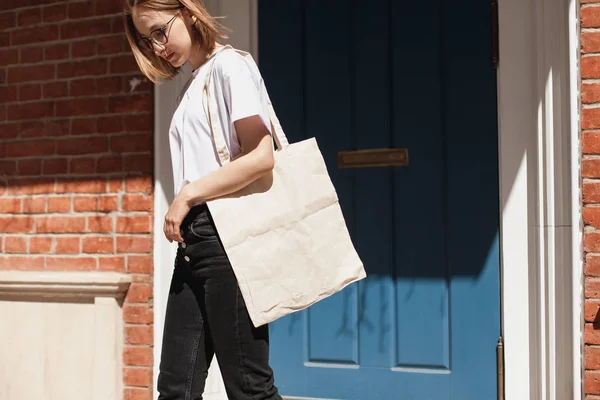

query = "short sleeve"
[218,53,264,123]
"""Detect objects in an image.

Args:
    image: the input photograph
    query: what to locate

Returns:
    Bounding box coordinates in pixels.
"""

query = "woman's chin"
[168,55,185,68]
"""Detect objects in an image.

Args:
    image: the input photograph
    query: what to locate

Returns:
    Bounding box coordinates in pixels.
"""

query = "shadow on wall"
[0,85,155,272]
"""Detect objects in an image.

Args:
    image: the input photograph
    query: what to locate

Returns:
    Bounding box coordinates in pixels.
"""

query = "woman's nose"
[153,43,166,57]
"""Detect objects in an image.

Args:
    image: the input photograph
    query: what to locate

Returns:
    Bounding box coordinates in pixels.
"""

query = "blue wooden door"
[258,1,500,399]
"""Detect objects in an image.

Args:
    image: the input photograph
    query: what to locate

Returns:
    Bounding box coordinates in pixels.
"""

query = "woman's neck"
[188,46,210,71]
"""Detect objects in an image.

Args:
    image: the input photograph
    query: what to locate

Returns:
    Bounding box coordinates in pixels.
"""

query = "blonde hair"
[123,0,228,83]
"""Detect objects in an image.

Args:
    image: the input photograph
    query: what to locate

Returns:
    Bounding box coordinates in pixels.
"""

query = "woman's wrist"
[179,185,199,207]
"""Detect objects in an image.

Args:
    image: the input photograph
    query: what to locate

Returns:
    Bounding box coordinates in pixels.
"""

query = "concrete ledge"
[0,271,131,299]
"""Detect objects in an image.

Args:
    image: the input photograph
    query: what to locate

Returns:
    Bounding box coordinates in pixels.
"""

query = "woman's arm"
[182,115,274,203]
[163,115,274,242]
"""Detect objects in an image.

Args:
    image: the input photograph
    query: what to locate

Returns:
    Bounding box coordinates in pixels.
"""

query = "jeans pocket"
[188,212,219,242]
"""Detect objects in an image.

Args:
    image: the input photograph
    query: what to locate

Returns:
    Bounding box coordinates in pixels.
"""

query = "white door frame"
[153,0,584,399]
[497,0,582,398]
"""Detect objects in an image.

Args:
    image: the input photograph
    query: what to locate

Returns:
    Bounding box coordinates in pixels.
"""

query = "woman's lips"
[166,52,175,61]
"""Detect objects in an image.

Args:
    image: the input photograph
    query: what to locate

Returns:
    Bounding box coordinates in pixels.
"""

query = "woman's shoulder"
[212,47,258,79]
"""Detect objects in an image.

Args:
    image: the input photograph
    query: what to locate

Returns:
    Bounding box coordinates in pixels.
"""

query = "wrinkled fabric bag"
[203,46,366,327]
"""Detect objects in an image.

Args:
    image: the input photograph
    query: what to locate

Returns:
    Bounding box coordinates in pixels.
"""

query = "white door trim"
[498,0,582,399]
[569,0,584,398]
[153,0,584,399]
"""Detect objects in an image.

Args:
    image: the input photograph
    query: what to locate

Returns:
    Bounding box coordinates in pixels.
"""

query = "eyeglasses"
[137,8,183,52]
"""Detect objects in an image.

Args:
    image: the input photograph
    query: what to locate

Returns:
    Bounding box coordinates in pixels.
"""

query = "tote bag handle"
[203,45,289,166]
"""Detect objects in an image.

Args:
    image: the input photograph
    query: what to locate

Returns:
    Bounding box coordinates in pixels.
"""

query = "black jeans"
[157,204,281,400]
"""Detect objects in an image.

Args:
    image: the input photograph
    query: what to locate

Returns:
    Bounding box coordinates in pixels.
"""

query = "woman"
[124,1,282,399]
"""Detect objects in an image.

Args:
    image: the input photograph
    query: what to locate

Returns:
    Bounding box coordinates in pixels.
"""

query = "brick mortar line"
[0,212,151,216]
[1,230,153,235]
[0,231,151,235]
[0,76,147,88]
[0,91,151,101]
[3,188,144,193]
[2,23,124,34]
[1,150,151,157]
[0,234,139,237]
[2,35,132,52]
[0,115,151,124]
[7,23,126,44]
[0,194,141,197]
[1,144,151,148]
[0,94,152,106]
[0,133,152,139]
[581,103,600,109]
[0,70,144,80]
[1,52,140,69]
[0,75,149,86]
[0,110,151,115]
[0,254,153,258]
[0,176,150,181]
[4,174,150,179]
[7,40,130,55]
[0,3,122,15]
[2,194,153,198]
[0,115,151,123]
[6,47,132,58]
[0,114,153,123]
[2,161,151,167]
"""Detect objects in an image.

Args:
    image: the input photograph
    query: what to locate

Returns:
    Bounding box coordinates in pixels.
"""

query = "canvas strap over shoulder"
[203,46,289,166]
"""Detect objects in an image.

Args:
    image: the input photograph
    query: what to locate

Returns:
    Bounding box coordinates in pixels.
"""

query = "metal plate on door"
[337,148,409,168]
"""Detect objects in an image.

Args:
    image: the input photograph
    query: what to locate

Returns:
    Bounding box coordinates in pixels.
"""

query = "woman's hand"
[163,191,192,243]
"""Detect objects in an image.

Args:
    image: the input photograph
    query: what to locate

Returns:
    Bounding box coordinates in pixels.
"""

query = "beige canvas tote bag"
[202,46,366,327]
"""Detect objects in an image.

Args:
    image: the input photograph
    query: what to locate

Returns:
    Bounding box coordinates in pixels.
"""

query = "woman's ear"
[185,9,197,24]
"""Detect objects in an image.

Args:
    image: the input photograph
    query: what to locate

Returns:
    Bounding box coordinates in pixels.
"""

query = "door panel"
[258,0,500,399]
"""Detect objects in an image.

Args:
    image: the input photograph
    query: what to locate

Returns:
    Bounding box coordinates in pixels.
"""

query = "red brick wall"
[0,1,155,399]
[583,2,600,397]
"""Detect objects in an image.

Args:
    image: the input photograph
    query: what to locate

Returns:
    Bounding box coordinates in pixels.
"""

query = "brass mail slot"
[337,148,409,168]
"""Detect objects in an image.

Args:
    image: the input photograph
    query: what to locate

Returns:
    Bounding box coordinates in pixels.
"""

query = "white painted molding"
[499,0,582,399]
[533,0,580,399]
[497,0,536,397]
[0,271,131,299]
[569,0,584,398]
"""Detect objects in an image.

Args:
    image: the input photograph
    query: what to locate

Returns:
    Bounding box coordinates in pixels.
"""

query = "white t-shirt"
[169,47,272,196]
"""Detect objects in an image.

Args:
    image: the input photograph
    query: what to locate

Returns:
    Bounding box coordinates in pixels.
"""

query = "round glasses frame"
[137,7,183,52]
